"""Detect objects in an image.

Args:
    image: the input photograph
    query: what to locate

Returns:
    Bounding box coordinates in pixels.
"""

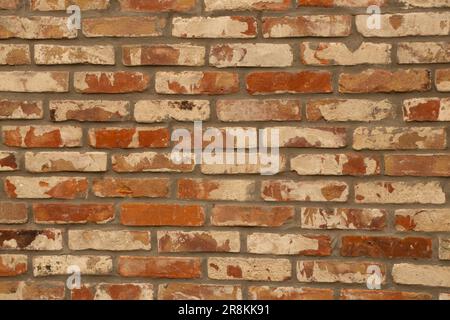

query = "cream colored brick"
[356,13,450,37]
[201,153,286,175]
[208,257,291,281]
[210,43,293,67]
[35,45,114,65]
[353,127,446,150]
[440,238,450,260]
[355,181,445,204]
[0,44,30,65]
[0,72,68,92]
[0,16,77,39]
[0,229,62,251]
[50,100,130,122]
[33,255,112,276]
[302,42,391,65]
[172,16,256,38]
[205,0,289,11]
[297,261,386,284]
[264,127,346,148]
[262,180,349,202]
[123,44,205,66]
[25,152,107,173]
[31,0,110,10]
[400,0,450,7]
[306,99,394,122]
[134,100,210,122]
[68,230,151,251]
[247,233,326,255]
[396,209,450,232]
[5,176,87,199]
[291,154,379,176]
[398,42,450,64]
[393,264,450,288]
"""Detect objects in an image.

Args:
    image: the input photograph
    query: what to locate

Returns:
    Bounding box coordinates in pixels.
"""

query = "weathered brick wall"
[0,0,449,300]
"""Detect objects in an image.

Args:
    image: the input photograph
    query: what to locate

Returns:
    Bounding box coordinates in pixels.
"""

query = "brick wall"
[0,0,449,300]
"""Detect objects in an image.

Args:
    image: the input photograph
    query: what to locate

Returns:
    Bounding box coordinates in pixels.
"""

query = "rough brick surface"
[297,261,386,284]
[1,0,449,300]
[72,283,153,300]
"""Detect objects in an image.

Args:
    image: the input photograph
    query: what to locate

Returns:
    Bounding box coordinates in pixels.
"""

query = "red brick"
[211,205,294,227]
[123,44,205,66]
[436,69,450,92]
[340,289,432,300]
[339,69,431,93]
[118,256,201,279]
[120,203,205,226]
[341,236,432,259]
[385,154,450,176]
[5,177,88,200]
[33,203,114,224]
[0,152,18,171]
[93,178,169,198]
[83,17,165,37]
[0,100,43,119]
[74,72,149,94]
[72,283,153,300]
[246,71,332,94]
[158,231,240,253]
[2,125,82,148]
[0,229,62,250]
[403,98,450,122]
[0,202,28,224]
[0,281,65,300]
[0,0,19,9]
[88,127,169,148]
[119,0,196,12]
[0,254,27,276]
[112,152,195,173]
